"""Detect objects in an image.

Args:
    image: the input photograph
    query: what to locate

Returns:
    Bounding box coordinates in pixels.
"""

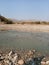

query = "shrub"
[0,15,14,24]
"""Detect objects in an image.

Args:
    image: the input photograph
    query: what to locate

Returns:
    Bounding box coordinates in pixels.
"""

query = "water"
[0,30,49,54]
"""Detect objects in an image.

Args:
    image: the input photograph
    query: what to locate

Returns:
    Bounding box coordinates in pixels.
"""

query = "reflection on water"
[0,30,49,54]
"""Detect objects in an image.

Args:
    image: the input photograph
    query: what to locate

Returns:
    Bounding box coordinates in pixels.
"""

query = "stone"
[0,54,1,57]
[0,63,2,65]
[12,53,18,63]
[18,59,24,65]
[4,60,9,64]
[28,50,33,56]
[7,55,12,60]
[0,56,4,61]
[41,61,46,65]
[46,61,49,64]
[33,50,36,53]
[8,51,13,56]
[4,59,13,65]
[25,58,34,65]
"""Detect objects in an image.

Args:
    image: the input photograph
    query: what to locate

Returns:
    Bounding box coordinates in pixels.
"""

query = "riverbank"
[0,24,49,32]
[0,24,49,65]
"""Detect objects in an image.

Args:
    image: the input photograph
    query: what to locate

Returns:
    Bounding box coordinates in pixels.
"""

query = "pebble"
[4,60,9,64]
[0,50,48,65]
[0,63,2,65]
[28,50,33,56]
[0,56,4,61]
[8,51,13,56]
[18,59,24,65]
[4,59,13,65]
[41,61,46,65]
[46,61,49,64]
[12,53,18,63]
[33,50,36,53]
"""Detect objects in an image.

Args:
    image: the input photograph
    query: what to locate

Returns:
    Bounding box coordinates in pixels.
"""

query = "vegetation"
[0,15,49,25]
[16,21,49,25]
[0,15,14,24]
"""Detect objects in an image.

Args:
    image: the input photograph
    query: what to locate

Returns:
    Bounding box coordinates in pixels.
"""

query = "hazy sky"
[0,0,49,21]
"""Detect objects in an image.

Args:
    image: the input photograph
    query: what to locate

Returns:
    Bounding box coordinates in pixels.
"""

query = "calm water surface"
[0,30,49,54]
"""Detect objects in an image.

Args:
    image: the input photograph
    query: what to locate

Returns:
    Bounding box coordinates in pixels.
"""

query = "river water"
[0,30,49,54]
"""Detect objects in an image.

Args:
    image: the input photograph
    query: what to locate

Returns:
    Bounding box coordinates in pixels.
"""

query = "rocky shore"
[0,49,49,65]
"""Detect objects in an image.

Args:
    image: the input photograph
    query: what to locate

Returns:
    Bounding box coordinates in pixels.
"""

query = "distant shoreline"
[0,24,49,32]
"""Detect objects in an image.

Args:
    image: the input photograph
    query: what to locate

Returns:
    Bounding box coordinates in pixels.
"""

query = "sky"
[0,0,49,21]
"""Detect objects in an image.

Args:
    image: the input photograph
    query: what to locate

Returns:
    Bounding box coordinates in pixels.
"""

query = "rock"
[8,51,13,56]
[0,63,2,65]
[25,58,34,65]
[6,55,12,60]
[8,50,15,56]
[4,59,13,65]
[12,53,18,63]
[46,61,49,64]
[33,50,36,53]
[28,50,33,56]
[41,61,46,65]
[18,59,24,65]
[0,54,1,57]
[25,56,44,65]
[4,60,9,64]
[0,56,4,61]
[27,58,32,61]
[26,56,44,65]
